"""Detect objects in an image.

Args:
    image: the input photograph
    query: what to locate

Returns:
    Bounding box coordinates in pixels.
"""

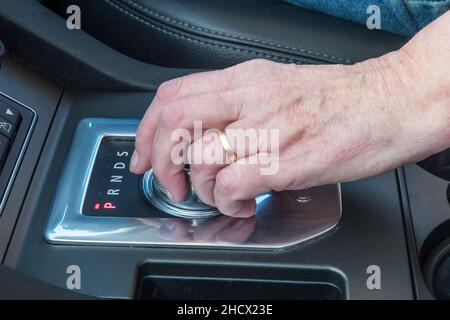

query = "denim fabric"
[287,0,450,36]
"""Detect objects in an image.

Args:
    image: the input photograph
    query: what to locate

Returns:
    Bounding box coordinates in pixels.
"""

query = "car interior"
[0,0,449,300]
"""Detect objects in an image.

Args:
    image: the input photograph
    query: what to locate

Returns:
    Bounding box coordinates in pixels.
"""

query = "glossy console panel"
[45,118,342,249]
[0,0,422,299]
[403,163,450,299]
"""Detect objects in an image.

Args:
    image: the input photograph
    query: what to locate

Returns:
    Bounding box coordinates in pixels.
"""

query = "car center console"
[0,55,420,300]
[0,0,449,302]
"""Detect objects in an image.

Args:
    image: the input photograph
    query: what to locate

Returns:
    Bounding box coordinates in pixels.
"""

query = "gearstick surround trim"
[45,118,342,249]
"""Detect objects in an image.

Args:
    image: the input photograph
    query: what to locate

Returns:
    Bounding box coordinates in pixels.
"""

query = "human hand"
[131,12,450,217]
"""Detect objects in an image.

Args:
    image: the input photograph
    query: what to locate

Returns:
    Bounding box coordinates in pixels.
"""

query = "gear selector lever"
[142,166,220,219]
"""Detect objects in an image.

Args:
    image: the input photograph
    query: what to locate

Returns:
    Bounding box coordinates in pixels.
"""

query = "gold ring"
[216,129,237,162]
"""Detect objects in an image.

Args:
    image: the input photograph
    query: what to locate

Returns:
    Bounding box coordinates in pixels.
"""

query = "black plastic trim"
[0,264,93,299]
[0,0,197,91]
[0,39,4,64]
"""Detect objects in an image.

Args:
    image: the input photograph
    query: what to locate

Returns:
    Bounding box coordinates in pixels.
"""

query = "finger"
[132,69,236,174]
[215,198,257,218]
[150,93,242,200]
[155,69,236,104]
[188,131,229,206]
[188,118,266,205]
[213,153,282,217]
[189,124,273,209]
[150,129,188,202]
[225,119,264,159]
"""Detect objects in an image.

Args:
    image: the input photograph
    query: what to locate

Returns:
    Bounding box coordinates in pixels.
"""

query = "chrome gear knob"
[142,166,220,219]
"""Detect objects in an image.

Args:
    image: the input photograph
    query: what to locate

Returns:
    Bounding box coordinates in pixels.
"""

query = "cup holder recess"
[422,238,450,300]
[421,220,450,299]
[134,262,346,300]
[418,148,450,181]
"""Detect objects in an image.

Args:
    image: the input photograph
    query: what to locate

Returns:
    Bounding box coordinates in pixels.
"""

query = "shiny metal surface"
[142,168,220,219]
[45,118,342,249]
[288,188,316,203]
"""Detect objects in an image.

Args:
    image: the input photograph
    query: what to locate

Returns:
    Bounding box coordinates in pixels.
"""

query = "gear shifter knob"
[142,166,220,219]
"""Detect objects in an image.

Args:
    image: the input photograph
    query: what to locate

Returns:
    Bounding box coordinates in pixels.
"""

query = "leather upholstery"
[57,0,408,69]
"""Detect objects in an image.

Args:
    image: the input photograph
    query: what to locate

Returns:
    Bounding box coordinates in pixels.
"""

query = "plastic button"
[0,101,21,126]
[0,116,16,140]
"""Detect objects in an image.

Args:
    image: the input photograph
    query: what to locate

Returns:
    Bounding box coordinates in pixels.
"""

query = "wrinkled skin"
[131,11,450,217]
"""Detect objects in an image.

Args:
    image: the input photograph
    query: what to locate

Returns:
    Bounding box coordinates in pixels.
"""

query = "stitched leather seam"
[116,0,354,64]
[104,0,313,64]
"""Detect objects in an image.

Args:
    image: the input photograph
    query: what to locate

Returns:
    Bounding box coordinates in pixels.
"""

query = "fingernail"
[129,150,139,172]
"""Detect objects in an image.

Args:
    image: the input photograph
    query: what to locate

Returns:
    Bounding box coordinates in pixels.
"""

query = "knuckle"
[271,175,291,192]
[218,203,241,217]
[219,208,235,217]
[160,104,186,130]
[221,67,237,89]
[215,170,236,194]
[156,77,182,101]
[215,91,240,118]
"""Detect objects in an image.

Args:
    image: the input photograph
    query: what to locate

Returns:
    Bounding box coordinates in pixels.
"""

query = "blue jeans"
[287,0,450,36]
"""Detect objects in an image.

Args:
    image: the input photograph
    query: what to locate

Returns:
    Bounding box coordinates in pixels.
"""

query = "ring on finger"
[215,129,237,162]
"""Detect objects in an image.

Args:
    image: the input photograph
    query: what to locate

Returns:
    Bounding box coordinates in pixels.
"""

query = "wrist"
[356,48,449,161]
[397,12,450,153]
[387,48,450,159]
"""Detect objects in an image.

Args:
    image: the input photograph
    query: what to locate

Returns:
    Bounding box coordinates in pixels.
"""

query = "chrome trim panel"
[0,92,37,216]
[45,118,342,249]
